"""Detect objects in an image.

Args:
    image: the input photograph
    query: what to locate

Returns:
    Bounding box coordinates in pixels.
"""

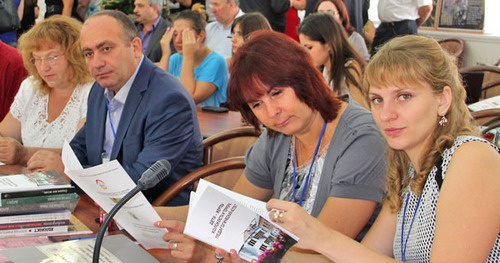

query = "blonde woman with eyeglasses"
[0,15,92,167]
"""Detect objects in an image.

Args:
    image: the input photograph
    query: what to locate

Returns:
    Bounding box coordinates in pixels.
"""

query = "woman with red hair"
[155,30,387,261]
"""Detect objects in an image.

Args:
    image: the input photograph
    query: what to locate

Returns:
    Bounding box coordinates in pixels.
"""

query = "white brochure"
[61,141,168,250]
[184,179,298,262]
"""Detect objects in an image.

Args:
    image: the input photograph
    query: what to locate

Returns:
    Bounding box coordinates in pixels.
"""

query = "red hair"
[314,0,356,35]
[228,30,342,137]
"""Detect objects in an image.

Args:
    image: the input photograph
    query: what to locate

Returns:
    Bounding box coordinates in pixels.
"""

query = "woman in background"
[314,0,369,61]
[44,0,83,21]
[158,10,228,107]
[267,35,500,262]
[0,15,92,166]
[227,12,271,68]
[298,13,368,108]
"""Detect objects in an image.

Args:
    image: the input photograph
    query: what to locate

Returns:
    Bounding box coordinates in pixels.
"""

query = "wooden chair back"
[152,157,246,206]
[460,66,500,100]
[203,126,261,165]
[438,38,466,68]
[471,108,500,127]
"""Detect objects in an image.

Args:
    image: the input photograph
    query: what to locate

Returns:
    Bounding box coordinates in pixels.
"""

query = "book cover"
[0,225,68,238]
[0,187,75,199]
[0,171,70,193]
[184,180,298,262]
[0,210,71,224]
[0,192,79,207]
[0,197,79,216]
[0,219,70,230]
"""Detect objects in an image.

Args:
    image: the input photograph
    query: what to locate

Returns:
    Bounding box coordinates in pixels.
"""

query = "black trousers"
[371,20,418,56]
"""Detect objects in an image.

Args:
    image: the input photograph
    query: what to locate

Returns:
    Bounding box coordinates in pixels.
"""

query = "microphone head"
[137,160,171,190]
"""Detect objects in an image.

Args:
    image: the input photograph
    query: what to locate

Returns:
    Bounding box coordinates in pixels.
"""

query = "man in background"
[239,0,289,33]
[29,10,203,204]
[205,0,243,59]
[167,0,203,15]
[371,0,432,55]
[134,0,173,62]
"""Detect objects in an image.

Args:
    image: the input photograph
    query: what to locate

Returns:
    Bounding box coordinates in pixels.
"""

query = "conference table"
[196,107,246,138]
[0,108,246,261]
[71,194,180,262]
[0,165,181,262]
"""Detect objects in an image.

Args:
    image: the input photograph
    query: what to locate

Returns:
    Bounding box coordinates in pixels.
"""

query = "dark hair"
[231,12,272,40]
[228,30,342,137]
[88,10,139,45]
[298,13,365,95]
[173,10,206,35]
[313,0,355,35]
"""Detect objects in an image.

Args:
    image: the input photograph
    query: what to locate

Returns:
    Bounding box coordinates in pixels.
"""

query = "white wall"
[419,30,500,67]
[368,0,500,67]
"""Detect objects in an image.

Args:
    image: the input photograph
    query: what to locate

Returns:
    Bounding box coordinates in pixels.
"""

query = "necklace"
[292,121,327,206]
[400,192,422,262]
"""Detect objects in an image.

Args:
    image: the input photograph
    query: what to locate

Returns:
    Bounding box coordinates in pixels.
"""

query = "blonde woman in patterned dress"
[0,15,92,166]
[265,35,500,262]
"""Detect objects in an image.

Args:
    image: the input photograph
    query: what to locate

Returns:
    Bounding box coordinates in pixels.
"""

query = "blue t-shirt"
[168,51,228,107]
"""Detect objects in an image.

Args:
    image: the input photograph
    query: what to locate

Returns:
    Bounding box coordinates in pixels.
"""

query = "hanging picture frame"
[437,0,485,31]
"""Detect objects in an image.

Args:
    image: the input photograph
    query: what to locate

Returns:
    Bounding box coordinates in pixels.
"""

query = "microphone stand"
[92,185,141,263]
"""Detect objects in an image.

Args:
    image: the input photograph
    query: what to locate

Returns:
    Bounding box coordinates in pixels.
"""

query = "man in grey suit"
[134,0,173,62]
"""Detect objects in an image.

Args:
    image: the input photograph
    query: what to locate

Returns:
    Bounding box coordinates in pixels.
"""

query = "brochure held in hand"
[184,179,298,262]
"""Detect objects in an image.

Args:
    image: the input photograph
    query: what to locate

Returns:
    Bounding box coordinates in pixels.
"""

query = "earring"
[439,112,448,126]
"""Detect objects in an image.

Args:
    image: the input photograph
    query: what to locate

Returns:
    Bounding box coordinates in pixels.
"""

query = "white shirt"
[102,56,144,159]
[11,77,91,148]
[377,0,432,22]
[205,0,215,23]
[205,9,244,59]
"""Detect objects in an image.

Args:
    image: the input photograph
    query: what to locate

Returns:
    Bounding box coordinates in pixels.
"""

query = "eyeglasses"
[321,10,340,15]
[227,31,243,39]
[30,55,63,66]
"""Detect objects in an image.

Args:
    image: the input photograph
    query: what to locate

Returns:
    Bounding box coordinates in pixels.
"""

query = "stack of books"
[0,171,79,237]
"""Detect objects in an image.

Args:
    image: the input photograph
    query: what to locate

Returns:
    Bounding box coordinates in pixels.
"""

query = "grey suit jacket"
[137,18,175,63]
[70,58,203,204]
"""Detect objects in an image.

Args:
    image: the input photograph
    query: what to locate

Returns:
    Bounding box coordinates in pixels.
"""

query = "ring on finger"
[273,211,280,220]
[278,211,285,223]
[171,241,178,250]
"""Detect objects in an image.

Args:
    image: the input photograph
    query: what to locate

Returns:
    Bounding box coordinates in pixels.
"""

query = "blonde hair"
[363,35,479,212]
[18,15,92,95]
[191,3,208,25]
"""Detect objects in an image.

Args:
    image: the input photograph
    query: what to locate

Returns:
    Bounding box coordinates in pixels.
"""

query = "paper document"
[62,141,168,250]
[184,179,298,262]
[0,234,158,263]
[468,95,500,111]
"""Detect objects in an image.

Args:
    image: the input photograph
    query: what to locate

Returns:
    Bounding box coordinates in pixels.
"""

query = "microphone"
[93,160,171,263]
[137,159,171,190]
